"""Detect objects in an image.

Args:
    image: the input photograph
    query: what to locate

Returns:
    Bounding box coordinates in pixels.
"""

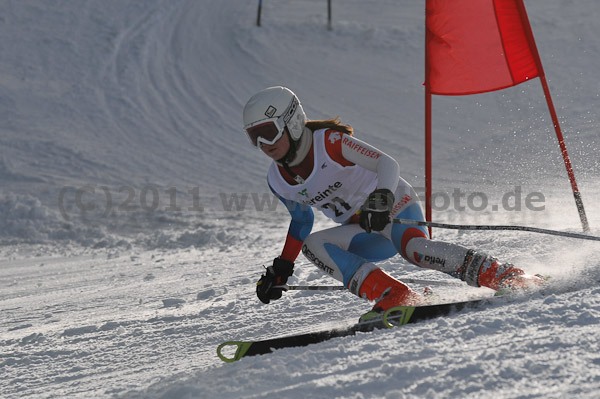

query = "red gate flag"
[424,0,590,233]
[426,0,540,95]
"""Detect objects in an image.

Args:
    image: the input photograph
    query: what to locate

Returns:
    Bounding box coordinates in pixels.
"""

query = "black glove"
[256,257,295,304]
[359,188,394,233]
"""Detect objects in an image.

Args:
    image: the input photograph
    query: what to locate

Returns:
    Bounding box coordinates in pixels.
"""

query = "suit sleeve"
[269,183,314,262]
[324,131,399,193]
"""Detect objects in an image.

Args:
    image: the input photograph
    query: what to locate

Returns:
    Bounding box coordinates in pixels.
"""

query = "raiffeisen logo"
[342,136,381,159]
[301,182,343,205]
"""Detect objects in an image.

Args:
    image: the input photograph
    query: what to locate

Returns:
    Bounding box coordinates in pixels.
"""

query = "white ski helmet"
[243,86,307,147]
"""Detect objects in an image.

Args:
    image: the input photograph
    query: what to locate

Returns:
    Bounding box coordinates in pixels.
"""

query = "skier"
[243,86,544,317]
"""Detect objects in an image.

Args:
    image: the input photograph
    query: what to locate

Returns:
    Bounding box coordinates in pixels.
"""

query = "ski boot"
[460,250,547,294]
[354,268,424,327]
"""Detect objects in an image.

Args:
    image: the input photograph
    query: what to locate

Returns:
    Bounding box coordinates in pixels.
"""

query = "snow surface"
[1,0,600,398]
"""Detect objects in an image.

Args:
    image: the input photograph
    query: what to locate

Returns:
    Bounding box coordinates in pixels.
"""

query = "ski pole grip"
[217,341,253,363]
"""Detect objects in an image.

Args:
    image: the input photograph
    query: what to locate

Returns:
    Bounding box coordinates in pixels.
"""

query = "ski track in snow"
[1,0,600,398]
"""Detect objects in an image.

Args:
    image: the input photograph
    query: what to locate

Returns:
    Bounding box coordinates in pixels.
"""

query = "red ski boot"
[461,250,546,292]
[354,268,426,325]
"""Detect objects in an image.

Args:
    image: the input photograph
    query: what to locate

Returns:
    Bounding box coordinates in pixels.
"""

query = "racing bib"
[268,129,377,223]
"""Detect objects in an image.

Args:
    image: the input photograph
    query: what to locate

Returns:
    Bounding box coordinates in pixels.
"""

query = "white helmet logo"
[265,106,277,118]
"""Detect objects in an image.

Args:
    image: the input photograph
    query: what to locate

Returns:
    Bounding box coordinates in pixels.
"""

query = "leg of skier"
[386,178,546,292]
[302,223,425,307]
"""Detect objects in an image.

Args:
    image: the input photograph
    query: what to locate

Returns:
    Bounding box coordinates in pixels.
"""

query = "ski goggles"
[244,117,286,147]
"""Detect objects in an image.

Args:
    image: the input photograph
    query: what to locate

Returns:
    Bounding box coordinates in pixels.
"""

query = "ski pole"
[393,218,600,242]
[403,278,463,286]
[276,285,346,291]
[278,278,463,292]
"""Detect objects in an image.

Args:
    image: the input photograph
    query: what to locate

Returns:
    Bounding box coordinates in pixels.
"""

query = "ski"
[217,298,487,362]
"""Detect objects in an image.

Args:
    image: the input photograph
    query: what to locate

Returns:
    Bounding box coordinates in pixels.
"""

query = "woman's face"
[260,130,290,161]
